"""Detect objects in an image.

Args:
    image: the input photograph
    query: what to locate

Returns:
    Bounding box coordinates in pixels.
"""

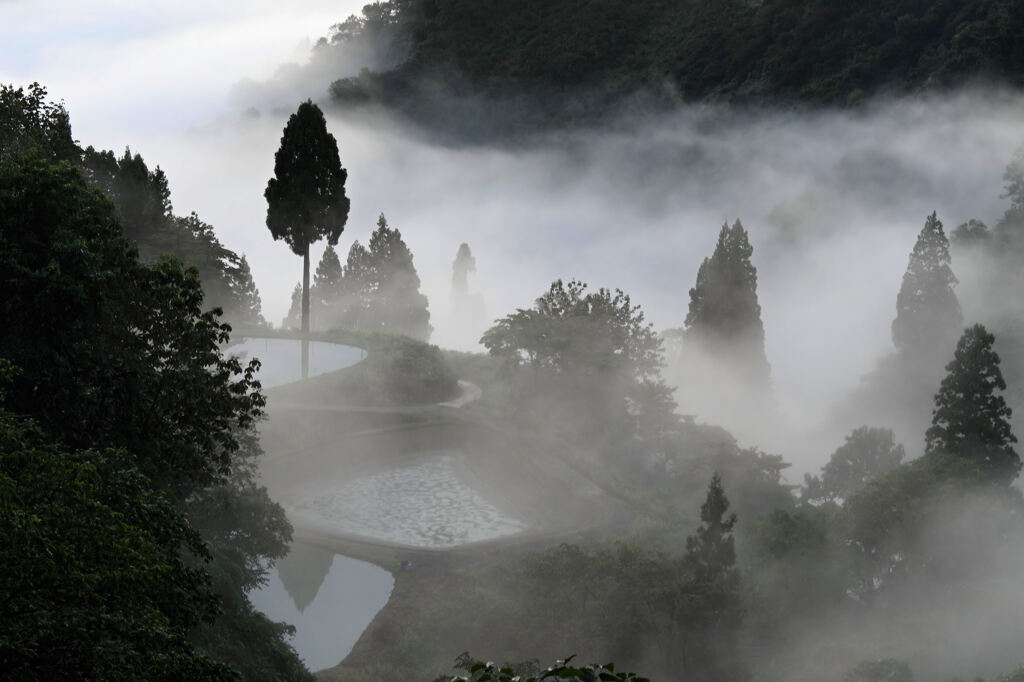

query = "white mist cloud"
[0,0,365,145]
[127,92,1023,479]
[5,5,1023,474]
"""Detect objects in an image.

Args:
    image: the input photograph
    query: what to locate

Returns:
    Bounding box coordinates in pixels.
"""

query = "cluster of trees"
[1,83,266,327]
[1,86,312,678]
[323,0,1024,135]
[467,189,1020,678]
[264,99,431,342]
[283,214,432,340]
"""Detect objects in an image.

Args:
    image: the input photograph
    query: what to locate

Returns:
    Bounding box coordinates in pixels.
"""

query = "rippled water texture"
[293,453,528,548]
[226,337,365,388]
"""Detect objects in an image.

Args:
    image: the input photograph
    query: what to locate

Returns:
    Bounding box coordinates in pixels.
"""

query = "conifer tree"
[685,219,769,384]
[366,213,431,340]
[892,212,961,354]
[925,324,1020,484]
[452,242,476,297]
[685,472,738,580]
[337,241,374,331]
[282,282,302,329]
[312,245,343,329]
[226,254,265,327]
[265,100,349,373]
[678,472,745,681]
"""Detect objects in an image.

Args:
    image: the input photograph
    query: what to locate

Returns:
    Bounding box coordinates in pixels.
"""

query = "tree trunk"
[301,241,310,379]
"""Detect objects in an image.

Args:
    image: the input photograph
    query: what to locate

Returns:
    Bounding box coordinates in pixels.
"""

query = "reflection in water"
[278,543,335,612]
[226,337,365,388]
[249,543,394,673]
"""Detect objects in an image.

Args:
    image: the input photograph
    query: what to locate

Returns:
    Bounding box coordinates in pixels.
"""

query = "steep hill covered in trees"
[326,0,1024,136]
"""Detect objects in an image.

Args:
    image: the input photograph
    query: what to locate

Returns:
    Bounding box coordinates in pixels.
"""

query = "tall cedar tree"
[452,242,476,296]
[892,212,961,354]
[925,324,1020,484]
[685,219,770,385]
[265,100,350,347]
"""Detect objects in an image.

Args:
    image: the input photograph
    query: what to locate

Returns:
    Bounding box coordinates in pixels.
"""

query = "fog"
[8,7,1024,679]
[117,88,1018,476]
[8,3,1020,475]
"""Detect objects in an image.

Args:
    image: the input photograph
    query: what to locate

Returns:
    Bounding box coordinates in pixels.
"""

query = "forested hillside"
[325,0,1024,135]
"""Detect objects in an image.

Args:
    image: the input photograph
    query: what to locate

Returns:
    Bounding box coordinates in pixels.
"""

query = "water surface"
[227,337,365,388]
[249,543,394,673]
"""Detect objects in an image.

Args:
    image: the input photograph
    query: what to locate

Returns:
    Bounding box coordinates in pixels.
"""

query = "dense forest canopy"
[323,0,1024,135]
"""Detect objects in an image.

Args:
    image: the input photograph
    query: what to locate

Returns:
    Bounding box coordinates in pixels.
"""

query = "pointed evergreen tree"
[685,472,738,580]
[225,254,265,327]
[366,213,432,340]
[925,324,1020,484]
[685,219,769,384]
[282,282,302,330]
[452,242,476,297]
[338,241,374,331]
[678,472,745,681]
[311,245,343,329]
[265,100,349,371]
[892,212,961,354]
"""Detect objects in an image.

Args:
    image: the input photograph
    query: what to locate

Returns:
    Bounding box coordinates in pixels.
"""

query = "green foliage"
[270,332,458,406]
[316,214,432,339]
[804,426,906,503]
[677,474,746,681]
[685,220,770,384]
[951,219,990,248]
[892,212,961,354]
[265,100,349,257]
[0,155,309,679]
[0,82,77,162]
[0,407,233,681]
[0,82,266,326]
[482,278,666,450]
[0,157,265,493]
[326,0,1024,134]
[484,278,662,381]
[266,99,349,335]
[925,324,1019,484]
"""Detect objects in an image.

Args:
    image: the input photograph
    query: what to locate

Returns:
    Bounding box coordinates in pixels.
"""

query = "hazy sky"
[0,0,365,144]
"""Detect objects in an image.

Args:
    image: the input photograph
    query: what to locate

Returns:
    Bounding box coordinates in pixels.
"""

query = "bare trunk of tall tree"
[301,241,310,379]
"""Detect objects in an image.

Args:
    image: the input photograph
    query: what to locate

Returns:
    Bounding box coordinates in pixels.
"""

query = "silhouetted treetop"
[925,324,1019,484]
[892,212,961,354]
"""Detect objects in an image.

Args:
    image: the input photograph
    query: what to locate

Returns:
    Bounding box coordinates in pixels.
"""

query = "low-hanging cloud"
[134,88,1023,475]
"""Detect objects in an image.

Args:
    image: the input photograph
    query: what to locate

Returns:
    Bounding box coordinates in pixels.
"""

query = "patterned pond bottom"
[292,454,527,548]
